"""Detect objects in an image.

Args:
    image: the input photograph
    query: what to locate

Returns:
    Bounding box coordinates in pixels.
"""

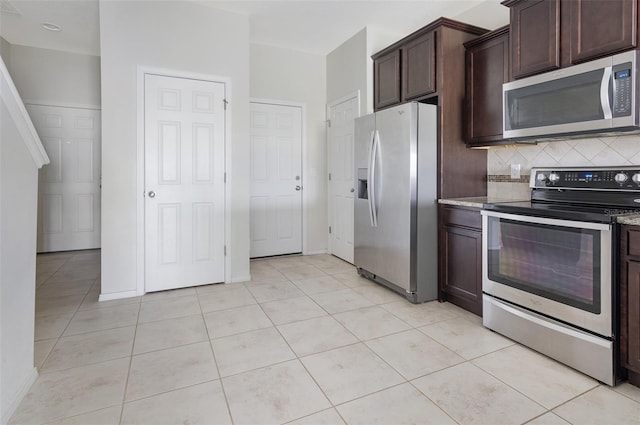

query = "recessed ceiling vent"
[0,0,21,15]
[41,23,61,32]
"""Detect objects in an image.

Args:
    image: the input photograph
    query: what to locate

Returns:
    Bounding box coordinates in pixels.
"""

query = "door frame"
[23,100,102,111]
[326,90,360,259]
[249,98,309,255]
[136,66,232,296]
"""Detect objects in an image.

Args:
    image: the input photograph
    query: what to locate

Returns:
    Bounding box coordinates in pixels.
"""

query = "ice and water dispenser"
[357,168,368,200]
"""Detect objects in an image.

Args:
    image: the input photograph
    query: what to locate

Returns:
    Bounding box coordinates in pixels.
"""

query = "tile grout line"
[34,260,101,373]
[198,279,249,425]
[25,252,640,425]
[117,282,143,425]
[251,278,336,406]
[253,271,352,423]
[544,385,617,423]
[33,253,74,376]
[468,348,595,419]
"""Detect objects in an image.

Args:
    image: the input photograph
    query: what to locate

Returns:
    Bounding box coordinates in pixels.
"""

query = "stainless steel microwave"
[503,50,640,140]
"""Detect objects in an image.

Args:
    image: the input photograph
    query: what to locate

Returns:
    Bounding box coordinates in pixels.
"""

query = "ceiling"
[0,0,509,56]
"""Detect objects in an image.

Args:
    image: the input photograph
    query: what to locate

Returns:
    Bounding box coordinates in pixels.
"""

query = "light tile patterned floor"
[11,250,640,424]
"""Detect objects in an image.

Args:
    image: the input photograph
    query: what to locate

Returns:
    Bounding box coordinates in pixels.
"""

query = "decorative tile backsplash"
[487,134,640,200]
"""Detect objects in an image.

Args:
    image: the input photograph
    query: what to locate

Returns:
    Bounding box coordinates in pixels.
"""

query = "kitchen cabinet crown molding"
[372,17,488,59]
[463,25,510,48]
[501,0,525,7]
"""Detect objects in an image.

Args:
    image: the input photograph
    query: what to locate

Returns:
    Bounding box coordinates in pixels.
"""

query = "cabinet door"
[374,50,401,110]
[570,0,637,64]
[440,224,483,316]
[402,31,436,101]
[466,31,509,146]
[510,0,560,79]
[627,260,640,372]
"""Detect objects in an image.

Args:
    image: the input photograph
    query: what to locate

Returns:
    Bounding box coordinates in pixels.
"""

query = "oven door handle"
[480,210,612,231]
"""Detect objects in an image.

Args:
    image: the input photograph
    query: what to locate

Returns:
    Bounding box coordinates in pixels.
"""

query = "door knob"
[295,186,302,191]
[350,188,355,193]
[148,190,156,198]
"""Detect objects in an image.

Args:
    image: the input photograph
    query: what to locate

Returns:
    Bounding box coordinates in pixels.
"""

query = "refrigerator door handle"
[367,131,376,227]
[369,130,380,227]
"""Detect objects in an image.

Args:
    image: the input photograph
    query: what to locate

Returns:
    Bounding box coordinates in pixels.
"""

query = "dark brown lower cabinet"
[621,225,640,387]
[438,204,483,316]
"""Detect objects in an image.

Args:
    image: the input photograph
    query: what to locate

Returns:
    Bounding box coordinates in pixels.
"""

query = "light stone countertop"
[438,197,528,209]
[617,214,640,226]
[440,199,640,225]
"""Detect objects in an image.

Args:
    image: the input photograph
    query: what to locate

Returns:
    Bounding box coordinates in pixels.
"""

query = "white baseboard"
[99,290,138,302]
[1,367,38,425]
[304,249,328,256]
[229,274,251,284]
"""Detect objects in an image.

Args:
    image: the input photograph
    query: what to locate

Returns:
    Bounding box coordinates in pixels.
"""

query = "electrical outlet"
[510,163,521,179]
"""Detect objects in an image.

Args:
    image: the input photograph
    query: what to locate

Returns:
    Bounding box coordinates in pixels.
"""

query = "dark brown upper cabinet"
[373,50,402,110]
[505,0,560,79]
[402,31,436,101]
[504,0,640,80]
[464,26,510,147]
[570,0,637,64]
[372,18,489,202]
[372,18,487,111]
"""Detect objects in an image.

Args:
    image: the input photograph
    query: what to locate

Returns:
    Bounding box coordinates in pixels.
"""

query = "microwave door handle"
[601,67,613,119]
[510,103,516,127]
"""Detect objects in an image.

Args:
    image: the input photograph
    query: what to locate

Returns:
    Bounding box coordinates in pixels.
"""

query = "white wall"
[0,37,10,65]
[326,27,401,115]
[452,0,510,31]
[6,44,100,107]
[326,29,368,107]
[250,43,327,254]
[99,0,250,297]
[0,96,39,425]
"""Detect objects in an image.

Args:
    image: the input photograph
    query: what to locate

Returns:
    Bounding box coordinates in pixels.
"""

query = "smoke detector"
[41,23,61,32]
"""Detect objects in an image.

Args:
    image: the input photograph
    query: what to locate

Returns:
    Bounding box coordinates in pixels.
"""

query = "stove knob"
[536,173,547,182]
[615,172,629,184]
[633,173,640,184]
[548,173,560,183]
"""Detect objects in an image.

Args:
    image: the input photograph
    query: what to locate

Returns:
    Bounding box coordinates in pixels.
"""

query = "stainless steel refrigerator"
[354,102,438,303]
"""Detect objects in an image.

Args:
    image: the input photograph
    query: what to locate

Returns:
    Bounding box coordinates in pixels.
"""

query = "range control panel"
[531,167,640,190]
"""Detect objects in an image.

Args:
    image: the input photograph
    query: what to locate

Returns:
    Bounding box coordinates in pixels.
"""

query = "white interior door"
[327,96,359,263]
[249,102,302,258]
[28,104,102,253]
[144,74,225,292]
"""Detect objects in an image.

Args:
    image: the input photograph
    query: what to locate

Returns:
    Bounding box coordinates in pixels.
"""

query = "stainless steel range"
[482,166,640,385]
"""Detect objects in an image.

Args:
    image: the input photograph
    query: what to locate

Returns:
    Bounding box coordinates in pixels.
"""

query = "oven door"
[481,211,612,337]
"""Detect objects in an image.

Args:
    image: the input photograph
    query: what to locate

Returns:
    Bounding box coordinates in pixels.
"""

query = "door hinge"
[326,119,331,128]
[224,245,227,256]
[329,226,332,234]
[223,99,229,110]
[224,172,227,183]
[328,173,332,181]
